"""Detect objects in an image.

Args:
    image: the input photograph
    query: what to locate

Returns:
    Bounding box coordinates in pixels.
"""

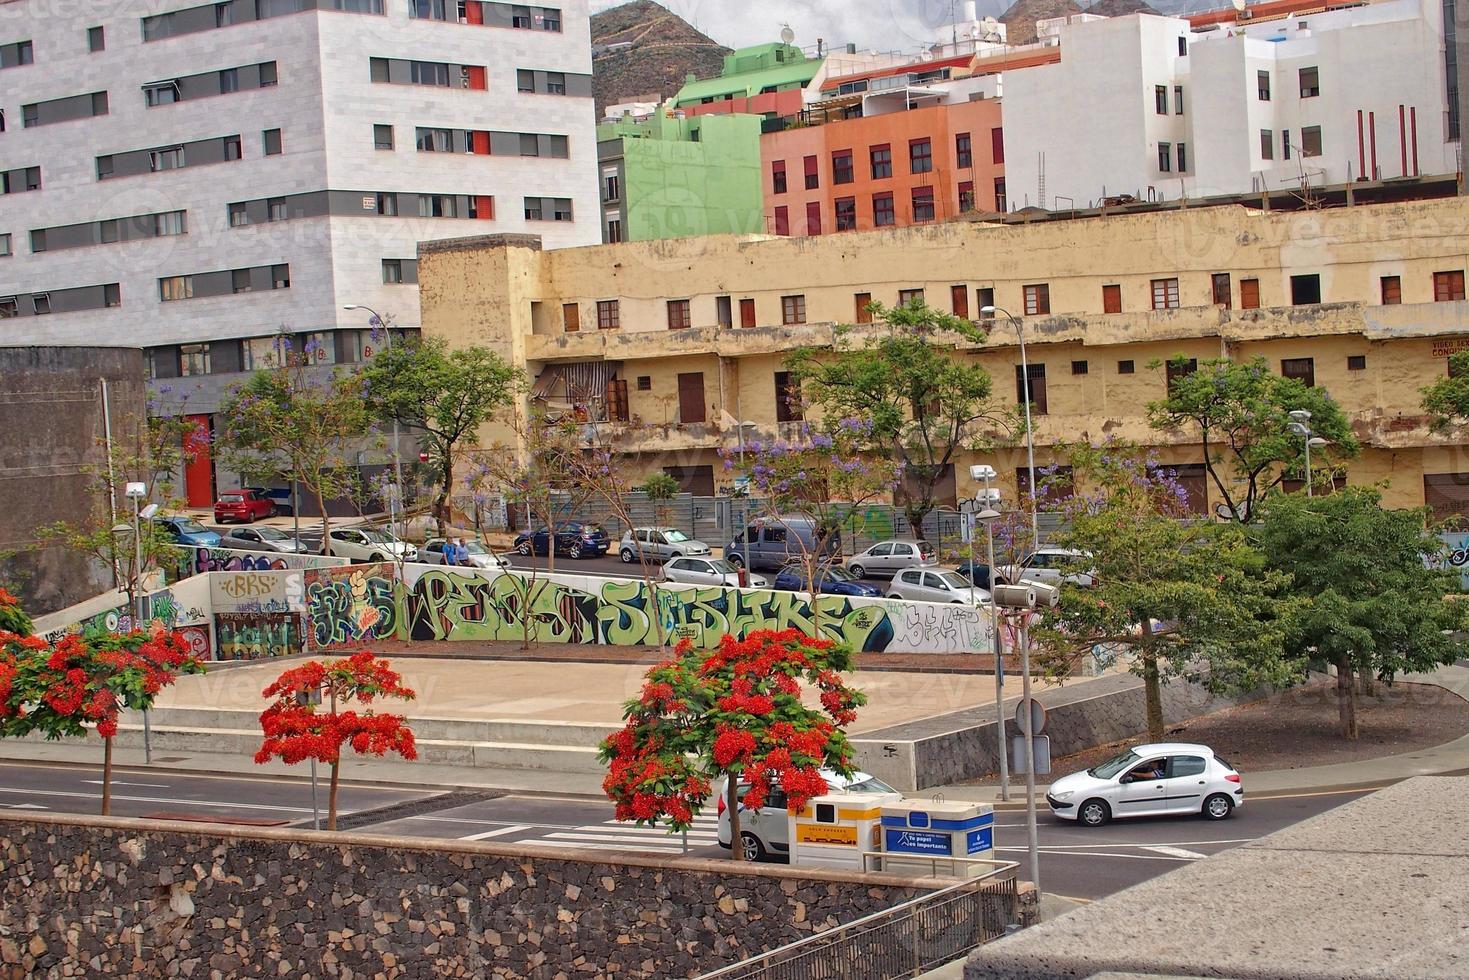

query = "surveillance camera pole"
[1019,610,1040,896]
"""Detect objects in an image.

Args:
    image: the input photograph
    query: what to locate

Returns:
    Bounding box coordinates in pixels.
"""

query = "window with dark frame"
[1347,354,1366,371]
[803,154,819,190]
[781,294,806,325]
[835,197,856,231]
[1118,359,1135,374]
[1261,129,1274,160]
[1158,142,1172,172]
[873,192,895,226]
[958,181,975,213]
[1434,270,1466,301]
[832,150,854,184]
[774,371,803,422]
[1151,277,1180,309]
[1212,272,1231,308]
[596,299,619,330]
[1023,283,1050,316]
[1015,363,1047,414]
[1072,360,1088,375]
[870,143,892,179]
[1300,125,1322,157]
[1257,70,1271,100]
[898,288,924,307]
[1165,357,1197,395]
[1381,275,1402,304]
[956,132,972,169]
[716,295,732,327]
[666,298,691,329]
[805,200,822,235]
[911,185,935,222]
[773,205,789,236]
[909,138,932,174]
[771,159,786,194]
[1281,357,1315,388]
[636,376,651,391]
[1299,66,1320,98]
[1290,274,1322,305]
[88,26,105,52]
[1155,85,1168,114]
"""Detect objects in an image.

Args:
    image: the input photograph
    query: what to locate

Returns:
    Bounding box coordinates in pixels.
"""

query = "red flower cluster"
[254,651,417,770]
[600,628,868,836]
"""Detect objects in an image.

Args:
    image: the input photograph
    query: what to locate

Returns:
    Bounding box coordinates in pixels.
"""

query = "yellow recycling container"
[787,791,902,871]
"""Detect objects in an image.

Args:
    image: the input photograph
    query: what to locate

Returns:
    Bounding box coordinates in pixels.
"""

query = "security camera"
[969,464,997,481]
[1030,581,1061,608]
[993,583,1038,609]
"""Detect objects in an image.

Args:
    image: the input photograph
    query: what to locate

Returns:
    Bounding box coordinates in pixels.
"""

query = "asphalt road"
[0,762,1371,901]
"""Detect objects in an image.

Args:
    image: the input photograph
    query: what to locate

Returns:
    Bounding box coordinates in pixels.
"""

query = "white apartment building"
[1001,1,1456,209]
[0,0,599,502]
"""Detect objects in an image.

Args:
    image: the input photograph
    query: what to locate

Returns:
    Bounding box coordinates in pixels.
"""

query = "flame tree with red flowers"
[255,651,417,830]
[599,629,867,862]
[0,609,205,815]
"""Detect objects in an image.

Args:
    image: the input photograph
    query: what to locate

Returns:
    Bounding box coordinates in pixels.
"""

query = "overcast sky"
[591,0,1204,52]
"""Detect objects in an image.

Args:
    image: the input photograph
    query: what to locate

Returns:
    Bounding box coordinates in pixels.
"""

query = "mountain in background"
[999,0,1085,44]
[591,1,732,118]
[1085,0,1162,17]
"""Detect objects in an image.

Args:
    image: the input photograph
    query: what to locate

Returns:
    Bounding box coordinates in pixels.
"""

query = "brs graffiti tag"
[304,564,398,650]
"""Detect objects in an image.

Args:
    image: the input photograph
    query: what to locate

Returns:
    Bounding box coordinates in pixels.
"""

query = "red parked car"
[214,489,274,524]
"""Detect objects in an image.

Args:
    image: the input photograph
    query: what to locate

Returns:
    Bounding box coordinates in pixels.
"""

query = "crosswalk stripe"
[460,824,532,841]
[1142,845,1208,859]
[545,831,717,846]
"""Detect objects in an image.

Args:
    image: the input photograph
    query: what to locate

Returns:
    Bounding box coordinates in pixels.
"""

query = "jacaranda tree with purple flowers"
[1032,441,1300,742]
[216,333,370,553]
[723,419,901,635]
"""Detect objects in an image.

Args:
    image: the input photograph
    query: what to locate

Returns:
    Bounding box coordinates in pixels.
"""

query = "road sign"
[1014,697,1047,735]
[1011,734,1051,775]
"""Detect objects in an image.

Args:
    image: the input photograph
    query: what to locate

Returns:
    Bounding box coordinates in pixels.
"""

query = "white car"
[326,527,418,563]
[217,526,309,554]
[716,769,899,862]
[887,567,992,605]
[662,556,768,589]
[1045,742,1243,827]
[996,548,1096,588]
[847,539,937,579]
[619,527,711,563]
[420,538,511,570]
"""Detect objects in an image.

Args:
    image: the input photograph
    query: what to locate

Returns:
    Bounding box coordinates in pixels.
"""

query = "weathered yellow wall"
[419,201,1469,512]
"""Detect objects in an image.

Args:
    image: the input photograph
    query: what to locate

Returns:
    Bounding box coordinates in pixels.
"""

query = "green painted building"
[671,43,820,111]
[596,112,765,243]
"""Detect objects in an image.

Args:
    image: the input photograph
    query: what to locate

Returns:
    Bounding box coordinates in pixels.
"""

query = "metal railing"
[695,863,1021,980]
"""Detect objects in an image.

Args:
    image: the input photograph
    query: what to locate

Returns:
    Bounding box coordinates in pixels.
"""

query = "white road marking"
[994,847,1195,862]
[0,786,322,815]
[523,839,689,853]
[1034,838,1254,850]
[1142,845,1209,859]
[548,830,718,845]
[1,803,47,810]
[81,780,170,789]
[460,824,533,841]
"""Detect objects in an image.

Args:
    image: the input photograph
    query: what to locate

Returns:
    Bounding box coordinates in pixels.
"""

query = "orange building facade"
[760,100,1007,238]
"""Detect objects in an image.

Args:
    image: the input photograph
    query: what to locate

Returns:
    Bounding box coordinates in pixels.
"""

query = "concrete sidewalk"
[929,663,1469,806]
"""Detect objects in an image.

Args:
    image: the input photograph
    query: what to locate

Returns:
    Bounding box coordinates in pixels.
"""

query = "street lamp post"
[970,464,1009,801]
[981,306,1040,552]
[122,483,158,764]
[343,305,404,534]
[1287,410,1330,496]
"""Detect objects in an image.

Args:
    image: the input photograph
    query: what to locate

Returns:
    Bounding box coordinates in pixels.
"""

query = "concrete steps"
[90,707,614,775]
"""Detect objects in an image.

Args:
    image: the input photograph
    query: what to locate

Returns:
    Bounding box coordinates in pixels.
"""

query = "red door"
[183,414,215,507]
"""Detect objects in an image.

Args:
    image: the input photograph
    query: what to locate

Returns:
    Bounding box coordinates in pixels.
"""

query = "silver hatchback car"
[888,567,992,605]
[619,527,710,563]
[847,539,936,578]
[662,556,768,589]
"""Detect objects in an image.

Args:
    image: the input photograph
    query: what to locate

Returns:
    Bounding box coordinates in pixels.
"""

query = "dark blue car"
[772,564,881,597]
[513,522,610,559]
[954,560,993,590]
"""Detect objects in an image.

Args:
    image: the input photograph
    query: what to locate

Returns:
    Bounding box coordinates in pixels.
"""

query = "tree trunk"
[327,760,341,830]
[436,452,454,539]
[1139,624,1164,742]
[1337,655,1359,740]
[101,736,114,816]
[1355,669,1376,698]
[316,487,332,556]
[726,774,745,862]
[907,511,925,540]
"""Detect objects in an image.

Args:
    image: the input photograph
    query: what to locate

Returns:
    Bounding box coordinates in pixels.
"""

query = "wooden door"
[677,372,706,424]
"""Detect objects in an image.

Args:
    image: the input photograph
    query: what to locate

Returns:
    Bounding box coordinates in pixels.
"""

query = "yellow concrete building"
[418,197,1469,517]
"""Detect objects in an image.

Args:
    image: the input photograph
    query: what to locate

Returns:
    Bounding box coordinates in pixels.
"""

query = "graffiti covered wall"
[303,564,398,651]
[215,613,302,661]
[1437,532,1469,591]
[210,569,305,615]
[400,567,990,654]
[168,546,345,583]
[38,575,212,651]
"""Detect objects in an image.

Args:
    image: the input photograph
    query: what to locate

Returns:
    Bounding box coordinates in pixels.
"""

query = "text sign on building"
[1431,338,1469,358]
[966,827,994,854]
[884,828,953,855]
[796,824,857,847]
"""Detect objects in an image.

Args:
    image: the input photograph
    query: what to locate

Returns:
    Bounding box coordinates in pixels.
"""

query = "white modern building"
[0,0,599,504]
[1001,0,1458,209]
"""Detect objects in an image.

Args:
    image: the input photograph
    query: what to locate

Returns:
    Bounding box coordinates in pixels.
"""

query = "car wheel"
[515,540,532,556]
[887,593,903,600]
[369,553,386,563]
[727,553,745,569]
[1078,799,1111,828]
[739,832,766,862]
[849,563,866,579]
[619,548,635,563]
[1202,794,1234,820]
[568,542,584,559]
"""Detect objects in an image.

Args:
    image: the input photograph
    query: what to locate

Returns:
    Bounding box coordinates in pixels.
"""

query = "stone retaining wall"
[0,813,945,979]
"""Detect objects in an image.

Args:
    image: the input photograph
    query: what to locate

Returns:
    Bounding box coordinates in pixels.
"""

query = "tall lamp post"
[1287,410,1330,496]
[981,306,1040,552]
[343,305,404,534]
[970,464,1009,801]
[121,482,159,764]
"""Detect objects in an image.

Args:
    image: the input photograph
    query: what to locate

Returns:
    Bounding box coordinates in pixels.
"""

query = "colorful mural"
[168,546,344,583]
[215,613,301,661]
[303,564,398,651]
[401,568,989,654]
[1438,532,1469,591]
[210,569,305,615]
[39,581,210,644]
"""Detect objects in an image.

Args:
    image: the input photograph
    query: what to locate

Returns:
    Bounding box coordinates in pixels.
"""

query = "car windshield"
[171,518,210,534]
[463,542,490,555]
[707,559,736,574]
[254,527,289,540]
[361,530,396,544]
[936,572,972,590]
[1089,749,1141,779]
[845,775,896,794]
[220,494,243,502]
[823,566,857,583]
[664,529,690,542]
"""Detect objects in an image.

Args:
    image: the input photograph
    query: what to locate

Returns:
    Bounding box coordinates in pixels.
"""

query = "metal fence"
[695,868,1021,980]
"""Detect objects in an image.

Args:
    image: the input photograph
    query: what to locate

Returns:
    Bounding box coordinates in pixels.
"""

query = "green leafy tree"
[788,300,1013,537]
[1421,350,1469,434]
[599,629,865,862]
[1034,443,1301,742]
[360,336,519,537]
[1147,356,1358,523]
[216,336,371,552]
[1253,486,1469,739]
[642,472,681,528]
